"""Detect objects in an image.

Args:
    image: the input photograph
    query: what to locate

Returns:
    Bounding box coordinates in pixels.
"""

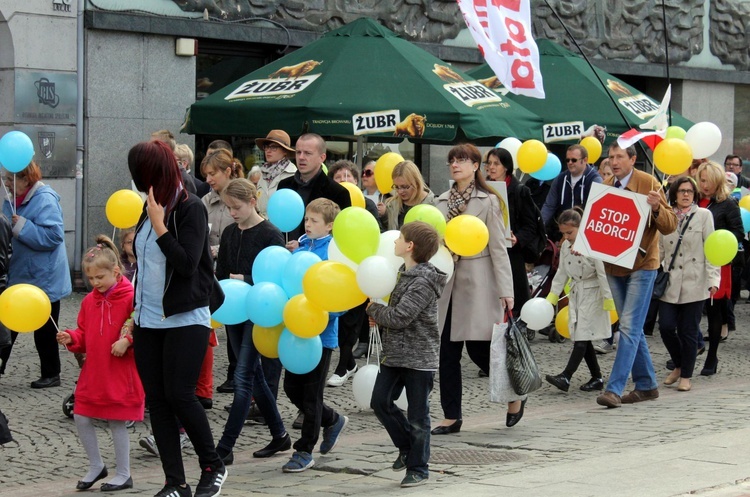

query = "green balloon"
[332,206,380,264]
[403,204,447,236]
[704,229,738,267]
[665,126,687,140]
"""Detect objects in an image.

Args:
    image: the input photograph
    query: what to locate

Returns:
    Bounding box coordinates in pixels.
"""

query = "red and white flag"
[457,0,544,99]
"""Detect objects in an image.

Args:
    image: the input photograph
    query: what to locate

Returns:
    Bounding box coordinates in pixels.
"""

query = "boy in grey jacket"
[366,221,447,488]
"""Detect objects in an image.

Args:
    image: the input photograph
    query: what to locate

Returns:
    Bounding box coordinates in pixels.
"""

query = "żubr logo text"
[445,82,503,107]
[618,95,660,120]
[353,110,400,136]
[225,74,321,100]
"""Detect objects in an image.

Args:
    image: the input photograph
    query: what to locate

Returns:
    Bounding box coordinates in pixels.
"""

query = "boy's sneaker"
[282,451,314,473]
[179,432,191,450]
[326,365,358,387]
[194,464,228,497]
[139,435,159,457]
[319,415,348,454]
[392,452,408,472]
[154,483,191,497]
[400,471,428,487]
[593,340,612,354]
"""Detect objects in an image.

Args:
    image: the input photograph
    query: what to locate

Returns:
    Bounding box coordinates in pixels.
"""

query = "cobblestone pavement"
[2,292,750,496]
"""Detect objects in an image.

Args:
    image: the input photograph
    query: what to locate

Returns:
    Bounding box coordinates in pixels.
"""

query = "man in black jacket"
[278,133,351,250]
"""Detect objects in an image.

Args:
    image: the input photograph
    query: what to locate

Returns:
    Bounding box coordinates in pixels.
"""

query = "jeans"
[659,301,702,378]
[218,321,285,454]
[133,325,221,486]
[605,270,658,395]
[371,365,433,477]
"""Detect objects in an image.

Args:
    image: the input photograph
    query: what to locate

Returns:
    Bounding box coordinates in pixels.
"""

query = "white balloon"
[352,364,380,409]
[327,238,358,271]
[520,297,554,330]
[685,122,722,159]
[497,137,522,168]
[394,388,408,410]
[356,256,398,299]
[376,230,405,270]
[429,245,455,281]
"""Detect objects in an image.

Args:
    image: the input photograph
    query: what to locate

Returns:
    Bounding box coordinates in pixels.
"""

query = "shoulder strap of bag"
[666,213,694,273]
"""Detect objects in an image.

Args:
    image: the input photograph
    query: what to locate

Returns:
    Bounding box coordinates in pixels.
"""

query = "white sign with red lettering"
[573,183,650,269]
[456,0,544,99]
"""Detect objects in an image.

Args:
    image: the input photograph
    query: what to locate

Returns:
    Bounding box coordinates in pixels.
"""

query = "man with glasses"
[724,155,749,188]
[541,144,602,241]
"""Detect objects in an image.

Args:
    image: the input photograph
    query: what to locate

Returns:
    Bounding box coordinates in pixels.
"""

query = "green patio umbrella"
[467,39,693,144]
[182,18,543,144]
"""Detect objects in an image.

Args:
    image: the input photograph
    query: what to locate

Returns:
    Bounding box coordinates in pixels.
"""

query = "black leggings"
[133,324,221,486]
[0,300,61,378]
[563,340,601,379]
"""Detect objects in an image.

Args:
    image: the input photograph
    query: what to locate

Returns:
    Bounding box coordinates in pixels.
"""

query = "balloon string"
[112,226,117,242]
[0,179,13,216]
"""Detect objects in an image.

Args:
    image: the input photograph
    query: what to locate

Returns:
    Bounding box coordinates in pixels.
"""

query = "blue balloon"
[277,329,323,374]
[530,153,562,181]
[267,189,305,232]
[212,279,251,325]
[252,246,292,287]
[246,281,288,327]
[0,131,34,173]
[741,208,750,233]
[282,251,322,297]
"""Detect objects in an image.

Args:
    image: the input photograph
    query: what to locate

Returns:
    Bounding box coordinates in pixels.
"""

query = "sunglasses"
[565,158,580,163]
[362,169,374,177]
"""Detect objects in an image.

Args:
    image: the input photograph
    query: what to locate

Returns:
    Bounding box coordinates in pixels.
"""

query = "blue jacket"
[293,234,339,349]
[2,182,71,302]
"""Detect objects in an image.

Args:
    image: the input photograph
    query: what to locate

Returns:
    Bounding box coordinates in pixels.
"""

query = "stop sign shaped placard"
[574,183,651,268]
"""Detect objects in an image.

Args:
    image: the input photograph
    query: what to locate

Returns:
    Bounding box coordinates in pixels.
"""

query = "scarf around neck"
[446,180,475,220]
[261,157,292,184]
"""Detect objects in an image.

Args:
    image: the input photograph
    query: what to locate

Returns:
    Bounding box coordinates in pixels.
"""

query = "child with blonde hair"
[57,235,144,492]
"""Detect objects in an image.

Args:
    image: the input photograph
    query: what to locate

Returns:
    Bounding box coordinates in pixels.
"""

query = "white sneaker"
[593,341,612,354]
[179,432,191,450]
[139,434,159,456]
[326,365,358,387]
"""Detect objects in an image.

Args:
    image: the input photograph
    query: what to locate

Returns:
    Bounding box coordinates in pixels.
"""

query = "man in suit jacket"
[596,143,677,409]
[278,133,351,249]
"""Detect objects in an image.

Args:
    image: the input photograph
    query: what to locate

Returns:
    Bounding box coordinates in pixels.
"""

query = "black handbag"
[209,276,225,314]
[505,312,542,395]
[653,213,693,299]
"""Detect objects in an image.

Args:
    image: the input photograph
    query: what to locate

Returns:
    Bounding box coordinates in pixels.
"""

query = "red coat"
[66,277,145,421]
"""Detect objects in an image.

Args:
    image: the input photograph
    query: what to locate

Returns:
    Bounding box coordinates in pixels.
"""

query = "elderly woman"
[659,177,719,392]
[696,161,744,376]
[432,144,517,435]
[383,160,435,231]
[175,143,210,197]
[128,140,226,497]
[0,162,71,388]
[255,130,297,216]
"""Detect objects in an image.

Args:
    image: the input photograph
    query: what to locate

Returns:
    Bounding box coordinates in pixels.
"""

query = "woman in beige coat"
[659,177,720,392]
[432,144,516,434]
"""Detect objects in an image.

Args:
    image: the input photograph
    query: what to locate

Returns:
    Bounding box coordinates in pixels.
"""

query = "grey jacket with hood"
[366,262,447,370]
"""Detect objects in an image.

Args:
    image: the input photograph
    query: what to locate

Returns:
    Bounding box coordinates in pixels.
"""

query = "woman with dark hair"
[432,144,519,434]
[658,177,719,392]
[128,140,227,497]
[0,161,71,388]
[484,147,535,315]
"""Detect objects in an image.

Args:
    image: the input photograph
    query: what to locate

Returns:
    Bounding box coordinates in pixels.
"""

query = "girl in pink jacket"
[57,235,144,492]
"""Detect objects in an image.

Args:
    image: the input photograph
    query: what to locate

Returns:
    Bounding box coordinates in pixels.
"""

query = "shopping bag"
[505,314,542,395]
[489,320,509,403]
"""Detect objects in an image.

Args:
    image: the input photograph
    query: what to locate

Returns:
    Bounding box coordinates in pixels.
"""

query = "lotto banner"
[457,0,544,99]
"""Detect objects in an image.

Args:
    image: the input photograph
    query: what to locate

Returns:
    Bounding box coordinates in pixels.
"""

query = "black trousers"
[334,301,367,375]
[0,300,61,378]
[133,324,221,486]
[438,301,490,420]
[705,298,729,368]
[659,300,702,378]
[563,340,601,379]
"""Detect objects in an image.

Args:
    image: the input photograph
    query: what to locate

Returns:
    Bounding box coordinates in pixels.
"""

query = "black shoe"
[154,484,191,497]
[197,397,213,410]
[31,375,60,389]
[224,403,233,412]
[194,464,228,497]
[506,399,527,427]
[101,476,133,492]
[352,343,368,359]
[216,379,235,394]
[76,466,108,490]
[246,404,266,425]
[431,419,462,435]
[720,335,728,342]
[700,362,718,376]
[580,377,604,392]
[292,410,304,430]
[392,452,408,472]
[697,346,706,356]
[545,373,570,392]
[477,369,488,378]
[220,450,234,466]
[666,359,675,371]
[253,433,292,458]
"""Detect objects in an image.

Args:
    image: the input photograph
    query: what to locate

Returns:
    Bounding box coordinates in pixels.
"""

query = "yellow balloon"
[654,138,692,176]
[283,294,329,338]
[444,215,489,257]
[339,182,366,208]
[739,196,750,211]
[516,140,547,173]
[0,284,52,333]
[302,261,367,312]
[580,136,602,163]
[374,152,404,194]
[106,189,144,229]
[210,318,223,329]
[555,306,570,339]
[609,309,618,325]
[252,324,284,358]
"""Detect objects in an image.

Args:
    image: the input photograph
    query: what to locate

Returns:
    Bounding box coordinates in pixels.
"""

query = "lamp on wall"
[176,38,198,57]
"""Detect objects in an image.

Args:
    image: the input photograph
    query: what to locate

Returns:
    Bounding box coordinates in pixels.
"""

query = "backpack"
[514,186,547,264]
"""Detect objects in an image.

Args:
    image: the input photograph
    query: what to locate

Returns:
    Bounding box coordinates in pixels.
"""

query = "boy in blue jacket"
[282,198,348,473]
[367,221,447,488]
